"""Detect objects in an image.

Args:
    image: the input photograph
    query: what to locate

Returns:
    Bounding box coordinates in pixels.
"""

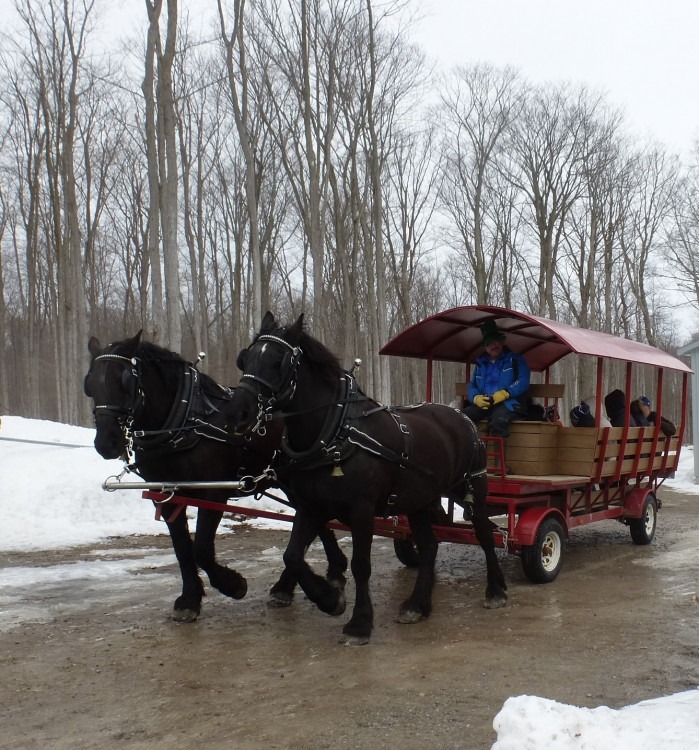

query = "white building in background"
[678,339,699,483]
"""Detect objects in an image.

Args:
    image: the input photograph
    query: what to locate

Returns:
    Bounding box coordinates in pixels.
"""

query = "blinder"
[121,366,136,398]
[236,348,248,371]
[85,351,142,418]
[280,350,293,377]
[237,333,303,433]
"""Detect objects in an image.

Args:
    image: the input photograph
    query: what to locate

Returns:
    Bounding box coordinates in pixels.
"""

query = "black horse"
[84,331,347,622]
[228,312,507,644]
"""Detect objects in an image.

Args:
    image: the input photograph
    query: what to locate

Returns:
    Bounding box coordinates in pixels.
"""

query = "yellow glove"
[473,394,491,409]
[492,389,510,404]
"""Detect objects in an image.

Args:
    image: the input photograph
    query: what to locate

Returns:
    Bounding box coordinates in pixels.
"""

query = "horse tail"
[444,413,487,507]
[460,415,488,505]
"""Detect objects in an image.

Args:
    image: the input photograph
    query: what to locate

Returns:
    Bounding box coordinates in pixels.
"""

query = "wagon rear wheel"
[393,538,420,568]
[629,493,658,545]
[521,517,565,584]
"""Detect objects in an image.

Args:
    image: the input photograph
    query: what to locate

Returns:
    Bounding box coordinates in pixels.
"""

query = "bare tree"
[439,64,523,304]
[665,153,699,337]
[15,0,95,422]
[217,0,265,332]
[505,84,604,318]
[0,181,8,413]
[143,0,181,350]
[0,48,46,417]
[619,146,679,346]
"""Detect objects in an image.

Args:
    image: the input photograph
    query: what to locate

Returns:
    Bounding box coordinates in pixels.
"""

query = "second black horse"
[228,312,507,644]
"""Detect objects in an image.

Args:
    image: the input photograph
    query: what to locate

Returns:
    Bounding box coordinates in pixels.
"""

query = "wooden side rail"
[557,426,680,478]
[476,423,680,478]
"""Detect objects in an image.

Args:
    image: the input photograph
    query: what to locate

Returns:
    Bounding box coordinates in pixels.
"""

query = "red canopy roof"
[379,306,692,373]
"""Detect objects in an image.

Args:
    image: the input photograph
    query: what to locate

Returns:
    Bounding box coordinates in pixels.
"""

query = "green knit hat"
[480,319,506,346]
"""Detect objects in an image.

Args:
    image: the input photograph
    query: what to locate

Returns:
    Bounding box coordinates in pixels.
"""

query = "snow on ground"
[492,691,699,750]
[0,415,293,551]
[1,414,698,748]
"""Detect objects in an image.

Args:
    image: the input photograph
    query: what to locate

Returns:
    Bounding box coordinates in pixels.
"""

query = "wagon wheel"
[629,493,658,545]
[393,538,420,568]
[521,517,565,584]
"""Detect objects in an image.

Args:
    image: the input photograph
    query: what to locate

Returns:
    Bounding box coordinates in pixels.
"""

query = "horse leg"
[193,508,248,601]
[160,503,205,622]
[282,511,346,617]
[341,515,374,646]
[396,506,438,624]
[269,526,347,607]
[470,476,508,608]
[319,527,348,589]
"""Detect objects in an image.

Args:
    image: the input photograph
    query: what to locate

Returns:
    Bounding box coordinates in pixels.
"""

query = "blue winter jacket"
[468,348,531,412]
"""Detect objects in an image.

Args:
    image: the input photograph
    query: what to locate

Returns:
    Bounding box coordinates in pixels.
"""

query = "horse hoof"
[268,591,294,608]
[329,576,347,593]
[483,594,508,609]
[231,579,248,599]
[340,634,370,646]
[395,609,426,625]
[212,569,248,600]
[330,591,347,617]
[172,608,200,623]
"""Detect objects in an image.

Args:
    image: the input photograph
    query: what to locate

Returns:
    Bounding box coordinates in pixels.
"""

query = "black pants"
[463,402,517,438]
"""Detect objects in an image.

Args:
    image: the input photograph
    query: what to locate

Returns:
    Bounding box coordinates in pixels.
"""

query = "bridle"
[85,352,144,455]
[236,334,302,436]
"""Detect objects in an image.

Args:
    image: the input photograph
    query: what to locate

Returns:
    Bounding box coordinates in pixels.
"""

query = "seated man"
[630,396,651,426]
[463,319,530,439]
[631,395,676,437]
[570,396,611,428]
[604,389,636,427]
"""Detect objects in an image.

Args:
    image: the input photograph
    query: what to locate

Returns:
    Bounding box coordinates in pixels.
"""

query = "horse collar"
[279,371,357,465]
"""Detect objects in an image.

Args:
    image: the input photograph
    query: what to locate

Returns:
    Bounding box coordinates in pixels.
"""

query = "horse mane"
[134,340,185,367]
[111,338,224,396]
[296,328,344,384]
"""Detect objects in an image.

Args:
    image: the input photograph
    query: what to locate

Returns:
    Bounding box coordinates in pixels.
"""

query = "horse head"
[230,312,305,435]
[84,331,144,459]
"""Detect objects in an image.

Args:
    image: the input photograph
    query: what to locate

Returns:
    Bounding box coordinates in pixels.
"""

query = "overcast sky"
[412,0,699,158]
[2,0,697,157]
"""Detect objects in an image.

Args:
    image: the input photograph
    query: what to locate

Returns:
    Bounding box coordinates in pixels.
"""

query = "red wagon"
[117,306,690,584]
[378,305,691,581]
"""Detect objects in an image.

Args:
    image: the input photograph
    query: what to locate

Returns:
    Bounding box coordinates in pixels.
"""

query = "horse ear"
[261,311,276,332]
[88,337,101,358]
[123,330,142,356]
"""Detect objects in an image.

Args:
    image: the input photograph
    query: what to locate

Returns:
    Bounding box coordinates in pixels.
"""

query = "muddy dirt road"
[2,488,698,750]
